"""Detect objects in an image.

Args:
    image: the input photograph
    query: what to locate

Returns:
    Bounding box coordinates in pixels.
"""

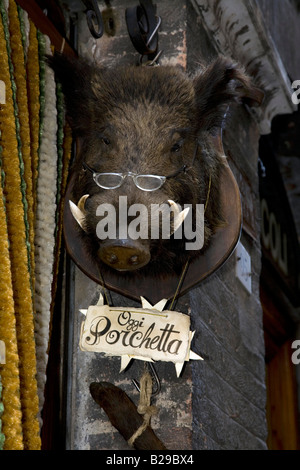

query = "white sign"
[79,296,203,376]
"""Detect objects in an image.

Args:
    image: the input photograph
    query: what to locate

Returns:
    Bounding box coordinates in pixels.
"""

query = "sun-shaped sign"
[79,293,203,377]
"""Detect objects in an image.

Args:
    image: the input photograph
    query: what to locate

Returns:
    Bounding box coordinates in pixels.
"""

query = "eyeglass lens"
[135,175,165,190]
[94,173,123,189]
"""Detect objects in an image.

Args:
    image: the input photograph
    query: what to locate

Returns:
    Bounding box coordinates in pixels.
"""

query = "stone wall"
[62,0,270,450]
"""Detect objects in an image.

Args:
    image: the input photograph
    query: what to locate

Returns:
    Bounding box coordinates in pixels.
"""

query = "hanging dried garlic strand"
[33,35,58,422]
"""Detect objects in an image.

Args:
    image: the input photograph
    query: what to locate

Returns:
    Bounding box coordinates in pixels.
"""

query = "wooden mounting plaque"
[63,156,242,304]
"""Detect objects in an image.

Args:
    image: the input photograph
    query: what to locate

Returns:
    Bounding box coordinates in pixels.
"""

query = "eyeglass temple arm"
[82,160,95,174]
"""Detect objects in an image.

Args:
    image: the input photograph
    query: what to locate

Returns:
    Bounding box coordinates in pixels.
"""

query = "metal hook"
[140,16,162,66]
[126,0,161,61]
[132,363,161,397]
[258,157,267,178]
[140,49,163,66]
[82,0,104,39]
[145,15,161,48]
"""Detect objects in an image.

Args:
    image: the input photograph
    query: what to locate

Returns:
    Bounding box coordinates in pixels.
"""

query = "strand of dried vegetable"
[8,0,35,290]
[50,121,72,330]
[61,124,73,198]
[0,3,41,450]
[1,1,31,278]
[16,3,27,60]
[37,29,46,159]
[55,82,64,230]
[49,83,68,331]
[26,19,40,215]
[0,157,23,450]
[34,37,58,419]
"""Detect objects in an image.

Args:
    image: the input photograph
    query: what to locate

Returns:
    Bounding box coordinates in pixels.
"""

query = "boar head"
[48,53,261,277]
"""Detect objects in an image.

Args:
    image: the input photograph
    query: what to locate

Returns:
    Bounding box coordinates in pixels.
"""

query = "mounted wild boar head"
[47,53,262,276]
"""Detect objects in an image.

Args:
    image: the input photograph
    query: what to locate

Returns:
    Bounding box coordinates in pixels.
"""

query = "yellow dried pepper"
[26,18,40,214]
[8,0,35,290]
[0,5,41,450]
[0,169,24,450]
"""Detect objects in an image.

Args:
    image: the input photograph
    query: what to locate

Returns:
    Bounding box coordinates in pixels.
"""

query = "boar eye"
[171,142,182,153]
[102,137,110,145]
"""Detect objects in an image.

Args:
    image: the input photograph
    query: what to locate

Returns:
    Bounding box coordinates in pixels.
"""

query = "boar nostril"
[129,255,139,265]
[108,253,118,264]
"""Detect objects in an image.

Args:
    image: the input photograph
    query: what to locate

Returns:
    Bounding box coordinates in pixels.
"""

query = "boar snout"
[98,239,151,271]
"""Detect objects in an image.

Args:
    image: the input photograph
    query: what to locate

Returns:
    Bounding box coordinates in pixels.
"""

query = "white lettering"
[184,203,204,250]
[291,80,300,105]
[95,196,205,251]
[118,195,128,239]
[106,455,141,467]
[291,340,300,365]
[127,203,148,240]
[96,203,116,240]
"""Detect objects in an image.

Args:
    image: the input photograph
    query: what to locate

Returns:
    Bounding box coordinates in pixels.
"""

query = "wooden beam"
[90,382,167,450]
[16,0,76,56]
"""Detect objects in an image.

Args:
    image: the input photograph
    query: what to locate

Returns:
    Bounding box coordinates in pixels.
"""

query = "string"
[60,38,65,54]
[127,366,158,447]
[169,260,189,311]
[205,174,212,214]
[97,265,113,306]
[169,172,212,311]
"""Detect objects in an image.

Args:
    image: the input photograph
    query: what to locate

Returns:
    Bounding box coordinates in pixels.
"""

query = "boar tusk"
[77,194,89,212]
[69,199,86,230]
[69,194,89,230]
[168,200,190,233]
[173,207,190,232]
[168,199,181,215]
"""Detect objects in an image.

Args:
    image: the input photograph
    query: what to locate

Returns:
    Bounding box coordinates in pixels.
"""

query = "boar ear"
[46,52,96,134]
[193,57,263,131]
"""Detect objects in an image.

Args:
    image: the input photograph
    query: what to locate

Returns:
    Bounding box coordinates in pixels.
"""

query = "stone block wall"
[62,0,268,450]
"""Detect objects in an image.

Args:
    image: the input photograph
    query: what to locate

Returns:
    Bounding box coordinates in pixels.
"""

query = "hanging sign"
[79,295,203,377]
